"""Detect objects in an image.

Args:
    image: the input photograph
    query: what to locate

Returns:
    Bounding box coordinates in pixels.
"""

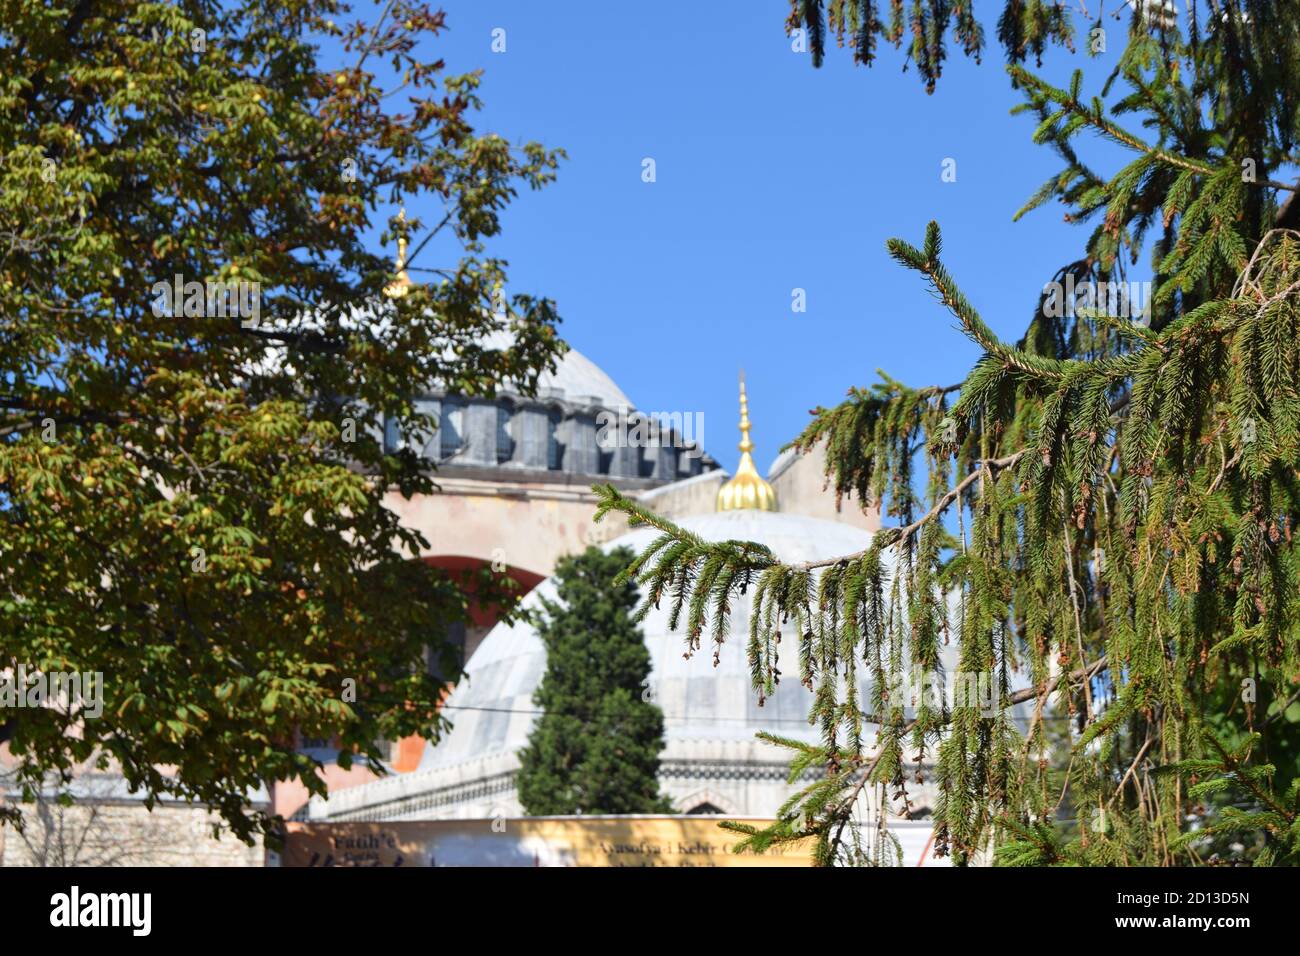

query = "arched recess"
[676,788,734,816]
[421,553,546,670]
[387,555,546,772]
[423,555,546,621]
[686,802,725,815]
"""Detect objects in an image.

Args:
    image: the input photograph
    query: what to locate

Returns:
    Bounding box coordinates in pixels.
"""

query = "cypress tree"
[517,547,672,816]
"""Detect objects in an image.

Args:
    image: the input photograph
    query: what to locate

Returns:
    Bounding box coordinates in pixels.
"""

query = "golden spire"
[383,207,412,298]
[716,370,777,512]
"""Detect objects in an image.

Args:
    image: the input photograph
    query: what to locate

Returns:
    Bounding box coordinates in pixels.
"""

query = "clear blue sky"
[394,1,1135,471]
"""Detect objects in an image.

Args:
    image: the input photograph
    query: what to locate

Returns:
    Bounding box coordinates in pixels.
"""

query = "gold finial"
[383,207,412,298]
[716,369,777,512]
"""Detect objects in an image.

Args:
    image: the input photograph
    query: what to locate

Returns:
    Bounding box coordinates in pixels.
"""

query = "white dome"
[246,314,635,412]
[473,329,634,409]
[533,346,634,409]
[418,509,879,772]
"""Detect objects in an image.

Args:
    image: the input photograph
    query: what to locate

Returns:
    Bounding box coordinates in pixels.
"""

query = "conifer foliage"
[788,0,1073,90]
[516,547,672,816]
[596,6,1300,865]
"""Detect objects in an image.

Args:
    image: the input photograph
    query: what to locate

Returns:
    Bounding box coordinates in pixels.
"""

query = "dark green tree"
[516,547,672,816]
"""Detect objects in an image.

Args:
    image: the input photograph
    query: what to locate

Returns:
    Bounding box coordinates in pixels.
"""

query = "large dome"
[476,328,634,409]
[417,509,879,773]
[532,346,634,409]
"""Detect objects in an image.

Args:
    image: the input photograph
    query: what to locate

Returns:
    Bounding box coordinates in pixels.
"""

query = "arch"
[421,554,546,621]
[686,802,725,815]
[676,788,734,816]
[386,555,547,774]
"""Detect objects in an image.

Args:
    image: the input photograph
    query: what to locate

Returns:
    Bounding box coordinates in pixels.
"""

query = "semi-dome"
[305,382,1001,824]
[417,509,877,774]
[309,507,897,821]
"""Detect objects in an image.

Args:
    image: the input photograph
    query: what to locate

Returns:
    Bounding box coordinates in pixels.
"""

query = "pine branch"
[1011,66,1296,194]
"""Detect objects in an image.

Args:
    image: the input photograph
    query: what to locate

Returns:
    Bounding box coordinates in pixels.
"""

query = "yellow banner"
[282,817,814,867]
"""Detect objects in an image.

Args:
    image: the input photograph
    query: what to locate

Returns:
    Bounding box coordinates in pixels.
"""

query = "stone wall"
[0,799,265,867]
[767,444,879,531]
[383,473,642,582]
[308,740,940,824]
[636,471,727,522]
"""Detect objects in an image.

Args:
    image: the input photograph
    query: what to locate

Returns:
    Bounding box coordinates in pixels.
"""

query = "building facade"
[306,372,889,824]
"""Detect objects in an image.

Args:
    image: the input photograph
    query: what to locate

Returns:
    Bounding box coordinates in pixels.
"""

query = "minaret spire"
[383,207,412,299]
[716,370,777,512]
[737,369,754,455]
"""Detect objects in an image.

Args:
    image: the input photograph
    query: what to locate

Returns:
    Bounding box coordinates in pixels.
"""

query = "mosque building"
[303,368,888,824]
[3,233,915,865]
[270,233,885,822]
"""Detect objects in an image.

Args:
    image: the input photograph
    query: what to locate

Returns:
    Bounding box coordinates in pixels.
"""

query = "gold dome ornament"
[383,207,413,299]
[716,371,777,513]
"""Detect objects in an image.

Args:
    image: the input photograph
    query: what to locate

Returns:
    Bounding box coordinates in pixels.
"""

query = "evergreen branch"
[1010,66,1296,193]
[888,223,1072,382]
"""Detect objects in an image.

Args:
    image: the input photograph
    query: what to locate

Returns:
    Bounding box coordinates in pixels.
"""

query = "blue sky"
[391,1,1136,471]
